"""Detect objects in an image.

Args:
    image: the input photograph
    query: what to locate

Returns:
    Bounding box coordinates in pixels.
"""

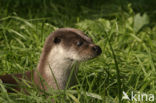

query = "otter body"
[0,28,102,91]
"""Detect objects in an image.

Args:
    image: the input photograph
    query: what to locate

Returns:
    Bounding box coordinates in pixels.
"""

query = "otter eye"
[76,41,83,47]
[54,37,61,44]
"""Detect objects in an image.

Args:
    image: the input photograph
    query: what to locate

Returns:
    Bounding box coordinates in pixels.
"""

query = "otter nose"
[92,45,102,55]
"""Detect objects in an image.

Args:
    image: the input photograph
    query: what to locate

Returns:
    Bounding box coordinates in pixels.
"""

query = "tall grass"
[0,0,156,103]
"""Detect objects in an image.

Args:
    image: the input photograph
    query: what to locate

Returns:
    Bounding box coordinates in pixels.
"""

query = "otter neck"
[37,46,75,89]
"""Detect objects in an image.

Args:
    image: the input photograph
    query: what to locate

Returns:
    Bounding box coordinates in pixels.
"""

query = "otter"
[0,28,102,91]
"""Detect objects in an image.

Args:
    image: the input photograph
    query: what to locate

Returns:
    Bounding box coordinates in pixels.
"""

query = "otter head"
[50,28,102,61]
[36,28,102,89]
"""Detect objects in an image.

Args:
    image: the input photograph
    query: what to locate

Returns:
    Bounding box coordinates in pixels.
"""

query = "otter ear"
[53,37,61,43]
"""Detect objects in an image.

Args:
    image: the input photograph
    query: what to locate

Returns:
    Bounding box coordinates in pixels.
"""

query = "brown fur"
[0,28,102,92]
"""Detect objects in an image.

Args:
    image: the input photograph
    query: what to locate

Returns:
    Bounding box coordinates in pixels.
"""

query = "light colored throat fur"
[42,46,78,89]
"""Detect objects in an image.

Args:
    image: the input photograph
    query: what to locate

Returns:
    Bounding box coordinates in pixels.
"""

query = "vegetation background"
[0,0,156,103]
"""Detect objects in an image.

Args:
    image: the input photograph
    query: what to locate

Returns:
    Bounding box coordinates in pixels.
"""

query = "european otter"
[0,28,102,91]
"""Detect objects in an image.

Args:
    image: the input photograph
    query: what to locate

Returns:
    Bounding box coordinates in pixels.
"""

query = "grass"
[0,0,156,103]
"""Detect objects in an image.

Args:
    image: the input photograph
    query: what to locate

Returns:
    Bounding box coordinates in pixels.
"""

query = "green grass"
[0,0,156,103]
